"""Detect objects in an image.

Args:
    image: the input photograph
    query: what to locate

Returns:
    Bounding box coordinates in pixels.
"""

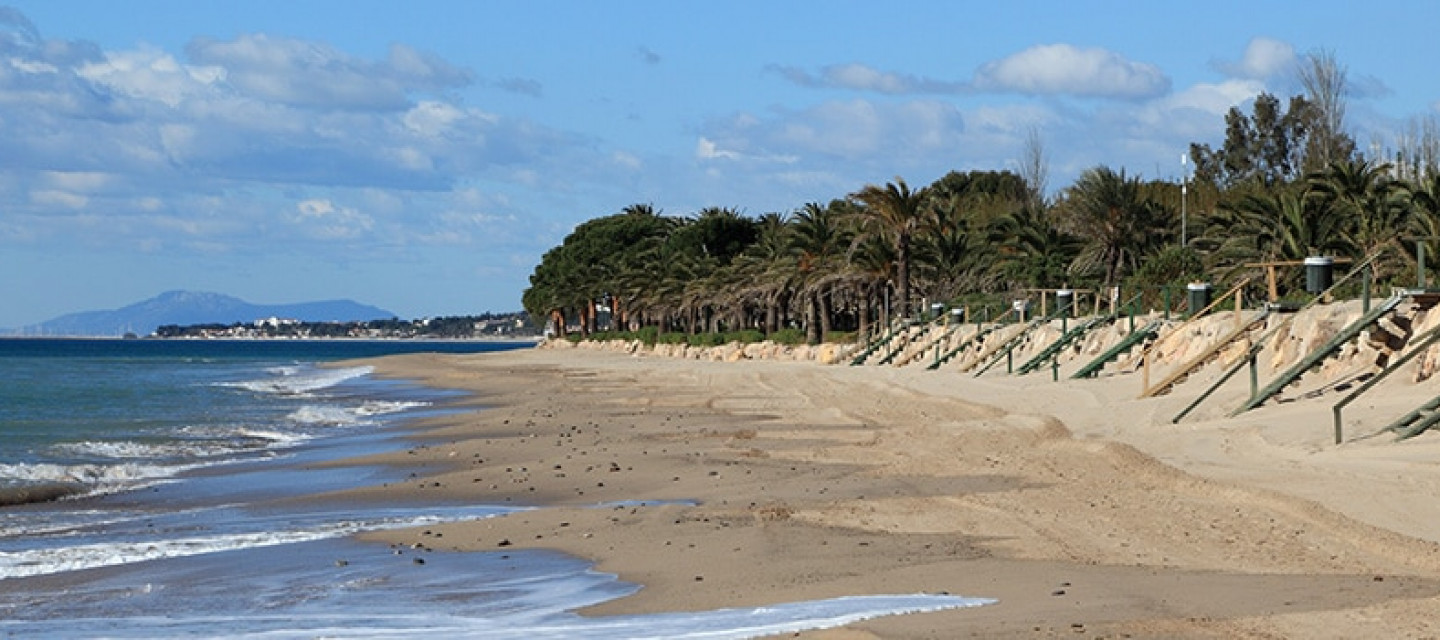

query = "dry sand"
[319,346,1440,638]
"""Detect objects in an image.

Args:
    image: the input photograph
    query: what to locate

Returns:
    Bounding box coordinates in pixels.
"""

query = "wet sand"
[331,347,1440,638]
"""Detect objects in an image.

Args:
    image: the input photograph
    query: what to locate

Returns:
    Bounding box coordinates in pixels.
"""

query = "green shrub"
[769,328,806,346]
[824,330,858,344]
[634,326,659,346]
[657,332,689,345]
[724,329,765,344]
[686,333,726,347]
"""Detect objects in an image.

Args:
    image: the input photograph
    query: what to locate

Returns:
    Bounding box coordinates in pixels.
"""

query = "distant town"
[151,312,540,340]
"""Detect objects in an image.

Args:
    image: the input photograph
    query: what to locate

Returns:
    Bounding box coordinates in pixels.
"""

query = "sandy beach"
[331,344,1440,638]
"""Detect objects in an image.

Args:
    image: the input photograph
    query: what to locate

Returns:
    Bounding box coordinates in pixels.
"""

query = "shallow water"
[0,339,992,637]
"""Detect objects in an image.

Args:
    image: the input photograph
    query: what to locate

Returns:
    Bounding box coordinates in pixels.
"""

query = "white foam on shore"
[0,594,993,639]
[221,365,374,396]
[284,400,428,428]
[0,510,500,580]
[0,461,197,489]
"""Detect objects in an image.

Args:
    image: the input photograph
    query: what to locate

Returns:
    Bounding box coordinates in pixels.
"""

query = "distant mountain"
[11,291,398,337]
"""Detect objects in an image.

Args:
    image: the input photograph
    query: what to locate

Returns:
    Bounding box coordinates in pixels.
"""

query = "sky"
[2,1,1439,328]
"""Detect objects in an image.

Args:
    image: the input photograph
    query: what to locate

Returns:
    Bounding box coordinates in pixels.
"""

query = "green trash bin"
[1304,256,1334,293]
[1055,289,1074,318]
[1187,282,1212,316]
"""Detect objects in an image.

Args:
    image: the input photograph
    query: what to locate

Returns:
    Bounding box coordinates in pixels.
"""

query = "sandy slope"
[331,347,1440,638]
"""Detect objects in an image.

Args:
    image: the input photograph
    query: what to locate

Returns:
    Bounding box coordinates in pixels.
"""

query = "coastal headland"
[333,319,1440,638]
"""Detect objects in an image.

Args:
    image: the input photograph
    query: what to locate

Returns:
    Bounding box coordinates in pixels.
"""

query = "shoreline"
[338,347,1440,638]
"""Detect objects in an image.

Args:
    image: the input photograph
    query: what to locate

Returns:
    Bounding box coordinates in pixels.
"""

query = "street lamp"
[1180,153,1188,248]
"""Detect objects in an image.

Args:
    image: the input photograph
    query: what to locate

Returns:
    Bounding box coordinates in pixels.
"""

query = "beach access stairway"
[1140,309,1272,398]
[873,321,928,366]
[928,323,1005,370]
[891,322,975,367]
[1071,319,1163,379]
[849,318,920,366]
[1384,394,1440,441]
[1232,292,1408,415]
[1331,319,1440,443]
[1013,314,1116,375]
[969,314,1056,376]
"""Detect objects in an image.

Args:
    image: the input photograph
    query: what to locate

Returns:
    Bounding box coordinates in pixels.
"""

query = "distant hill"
[11,291,398,337]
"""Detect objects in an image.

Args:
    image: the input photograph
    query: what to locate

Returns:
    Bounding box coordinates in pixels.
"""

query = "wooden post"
[1040,291,1048,317]
[1235,288,1243,332]
[1266,265,1279,302]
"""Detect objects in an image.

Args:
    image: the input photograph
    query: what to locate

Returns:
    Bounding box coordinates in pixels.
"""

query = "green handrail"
[1333,323,1440,443]
[1072,319,1163,379]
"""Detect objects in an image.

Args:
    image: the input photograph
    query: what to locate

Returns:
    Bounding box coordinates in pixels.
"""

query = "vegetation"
[524,53,1440,344]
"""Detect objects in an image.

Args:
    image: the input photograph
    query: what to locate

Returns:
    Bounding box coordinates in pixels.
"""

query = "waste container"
[1056,289,1074,317]
[1012,299,1030,321]
[1186,282,1212,316]
[1304,256,1334,293]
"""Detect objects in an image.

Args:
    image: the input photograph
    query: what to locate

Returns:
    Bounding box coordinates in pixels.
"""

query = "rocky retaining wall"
[540,336,860,365]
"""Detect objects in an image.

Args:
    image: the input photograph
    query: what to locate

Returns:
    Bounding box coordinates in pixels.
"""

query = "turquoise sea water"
[0,339,989,638]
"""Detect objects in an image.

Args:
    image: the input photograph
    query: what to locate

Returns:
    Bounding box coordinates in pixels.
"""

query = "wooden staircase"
[1140,309,1271,398]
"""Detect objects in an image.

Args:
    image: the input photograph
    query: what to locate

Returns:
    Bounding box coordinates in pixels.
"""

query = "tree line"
[524,53,1440,343]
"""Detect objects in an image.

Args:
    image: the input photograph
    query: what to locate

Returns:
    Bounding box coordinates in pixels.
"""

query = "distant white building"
[254,316,299,329]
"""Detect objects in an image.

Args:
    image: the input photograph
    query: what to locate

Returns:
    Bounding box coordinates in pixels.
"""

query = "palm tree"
[848,177,930,318]
[1407,173,1440,286]
[1055,166,1168,287]
[793,201,854,342]
[987,204,1081,291]
[730,211,797,334]
[1306,159,1411,278]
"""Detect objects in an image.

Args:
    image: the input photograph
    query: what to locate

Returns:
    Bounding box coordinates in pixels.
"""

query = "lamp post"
[1180,153,1188,248]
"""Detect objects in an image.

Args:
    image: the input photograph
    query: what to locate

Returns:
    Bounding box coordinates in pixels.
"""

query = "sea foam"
[222,365,374,396]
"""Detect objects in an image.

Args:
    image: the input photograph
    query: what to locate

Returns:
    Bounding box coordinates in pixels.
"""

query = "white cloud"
[771,63,968,95]
[30,189,87,208]
[292,198,373,240]
[973,44,1170,100]
[1158,79,1266,115]
[42,171,111,192]
[76,46,223,108]
[183,35,473,111]
[1215,37,1296,80]
[612,151,642,170]
[696,137,741,161]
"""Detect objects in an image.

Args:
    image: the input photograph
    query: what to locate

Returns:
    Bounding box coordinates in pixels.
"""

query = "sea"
[0,338,990,638]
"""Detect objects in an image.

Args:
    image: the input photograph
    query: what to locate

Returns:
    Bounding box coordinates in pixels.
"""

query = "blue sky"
[2,1,1439,328]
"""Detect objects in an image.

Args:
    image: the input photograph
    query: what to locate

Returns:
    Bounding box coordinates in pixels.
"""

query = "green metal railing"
[1333,323,1440,444]
[1072,319,1163,379]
